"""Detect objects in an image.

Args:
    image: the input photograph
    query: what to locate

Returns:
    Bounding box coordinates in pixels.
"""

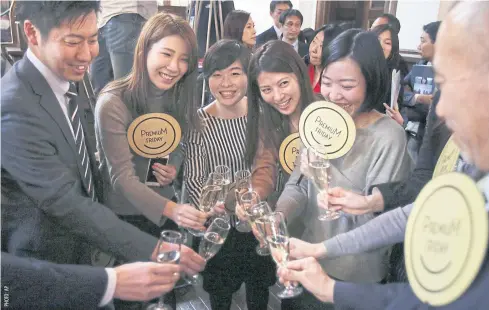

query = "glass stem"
[157,294,165,308]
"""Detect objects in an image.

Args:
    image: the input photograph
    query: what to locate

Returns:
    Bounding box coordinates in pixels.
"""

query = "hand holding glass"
[307,146,340,221]
[187,173,223,237]
[262,212,303,299]
[146,230,183,310]
[247,201,272,256]
[186,217,231,285]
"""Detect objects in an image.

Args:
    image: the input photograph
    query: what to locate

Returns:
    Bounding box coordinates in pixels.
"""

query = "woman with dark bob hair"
[244,40,316,219]
[223,10,256,49]
[277,29,413,310]
[371,23,409,116]
[306,23,351,93]
[184,39,276,310]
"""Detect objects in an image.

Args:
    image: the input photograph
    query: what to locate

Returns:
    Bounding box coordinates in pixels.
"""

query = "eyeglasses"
[284,21,301,30]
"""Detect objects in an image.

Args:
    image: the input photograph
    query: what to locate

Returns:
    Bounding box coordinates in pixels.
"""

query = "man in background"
[279,9,308,58]
[256,0,292,46]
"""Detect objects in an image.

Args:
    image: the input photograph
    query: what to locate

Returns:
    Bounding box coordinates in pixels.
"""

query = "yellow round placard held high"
[405,172,488,306]
[279,133,301,175]
[298,101,356,159]
[127,113,182,158]
[433,136,460,178]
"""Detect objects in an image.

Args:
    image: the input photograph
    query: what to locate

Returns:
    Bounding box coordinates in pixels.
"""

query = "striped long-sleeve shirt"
[184,109,248,208]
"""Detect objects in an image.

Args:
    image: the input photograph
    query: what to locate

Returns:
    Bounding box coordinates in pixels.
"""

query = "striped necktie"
[66,83,96,201]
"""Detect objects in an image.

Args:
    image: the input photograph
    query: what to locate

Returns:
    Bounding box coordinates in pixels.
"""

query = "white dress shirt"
[273,24,282,40]
[26,49,117,307]
[282,37,299,53]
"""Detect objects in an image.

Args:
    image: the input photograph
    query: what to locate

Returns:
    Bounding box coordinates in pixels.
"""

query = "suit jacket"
[334,234,489,310]
[1,56,157,264]
[298,41,308,58]
[373,91,449,212]
[1,252,107,309]
[256,26,278,47]
[256,26,307,48]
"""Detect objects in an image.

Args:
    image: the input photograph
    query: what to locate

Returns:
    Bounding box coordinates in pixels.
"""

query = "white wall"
[396,0,441,51]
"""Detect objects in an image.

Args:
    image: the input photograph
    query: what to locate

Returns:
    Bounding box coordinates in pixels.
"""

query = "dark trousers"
[90,13,146,96]
[202,228,276,310]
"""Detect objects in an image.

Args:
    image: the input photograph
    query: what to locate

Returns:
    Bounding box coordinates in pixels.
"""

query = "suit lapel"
[18,57,89,194]
[268,26,278,40]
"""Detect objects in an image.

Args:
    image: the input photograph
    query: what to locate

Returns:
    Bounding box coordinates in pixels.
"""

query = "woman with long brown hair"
[95,13,207,244]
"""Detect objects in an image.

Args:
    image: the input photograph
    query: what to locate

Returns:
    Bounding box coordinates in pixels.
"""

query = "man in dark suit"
[256,1,292,46]
[277,1,489,309]
[279,9,308,58]
[1,252,181,309]
[1,0,204,279]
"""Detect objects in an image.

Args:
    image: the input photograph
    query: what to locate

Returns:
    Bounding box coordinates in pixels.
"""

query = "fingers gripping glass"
[146,230,183,310]
[247,201,272,256]
[306,146,341,221]
[187,173,223,237]
[261,212,303,298]
[186,217,231,285]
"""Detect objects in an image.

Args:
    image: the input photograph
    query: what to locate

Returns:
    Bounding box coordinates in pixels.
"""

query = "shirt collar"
[26,49,70,96]
[273,24,282,39]
[282,37,299,49]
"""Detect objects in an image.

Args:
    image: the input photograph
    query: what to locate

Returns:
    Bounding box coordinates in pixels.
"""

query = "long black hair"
[322,29,389,113]
[371,24,400,73]
[245,40,315,166]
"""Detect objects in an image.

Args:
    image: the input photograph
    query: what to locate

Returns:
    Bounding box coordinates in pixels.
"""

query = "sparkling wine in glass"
[234,170,253,232]
[214,165,232,206]
[187,173,222,237]
[187,217,231,285]
[262,212,303,299]
[146,230,183,310]
[247,201,272,256]
[307,146,340,221]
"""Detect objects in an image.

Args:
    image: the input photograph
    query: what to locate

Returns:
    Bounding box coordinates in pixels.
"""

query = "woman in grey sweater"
[279,30,412,310]
[95,13,207,234]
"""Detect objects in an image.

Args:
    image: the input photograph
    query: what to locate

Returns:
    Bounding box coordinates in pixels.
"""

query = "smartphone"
[145,155,169,187]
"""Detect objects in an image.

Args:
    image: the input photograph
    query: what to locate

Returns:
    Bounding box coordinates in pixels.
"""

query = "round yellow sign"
[127,113,182,158]
[405,173,488,306]
[279,133,301,175]
[433,136,460,178]
[298,101,356,159]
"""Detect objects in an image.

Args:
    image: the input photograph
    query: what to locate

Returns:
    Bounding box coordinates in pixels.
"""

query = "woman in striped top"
[184,40,275,310]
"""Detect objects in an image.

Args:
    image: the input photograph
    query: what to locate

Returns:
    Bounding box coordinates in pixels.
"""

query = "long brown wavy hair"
[101,13,200,131]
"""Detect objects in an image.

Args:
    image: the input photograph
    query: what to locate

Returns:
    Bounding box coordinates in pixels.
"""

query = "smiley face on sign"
[405,173,488,306]
[299,101,356,159]
[279,133,301,174]
[127,113,182,158]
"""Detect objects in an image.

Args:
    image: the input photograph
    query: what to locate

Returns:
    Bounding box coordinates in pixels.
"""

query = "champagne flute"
[214,165,232,206]
[186,217,231,285]
[238,190,261,231]
[187,173,223,237]
[234,170,253,232]
[263,212,303,299]
[307,146,340,221]
[146,230,183,310]
[247,201,272,256]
